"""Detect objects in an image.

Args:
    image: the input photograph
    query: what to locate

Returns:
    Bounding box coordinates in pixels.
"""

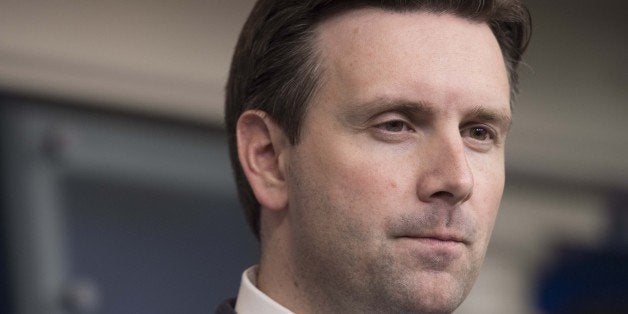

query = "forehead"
[311,8,510,114]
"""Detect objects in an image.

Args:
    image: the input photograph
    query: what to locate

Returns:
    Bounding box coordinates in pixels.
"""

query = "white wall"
[0,0,254,123]
[507,0,628,190]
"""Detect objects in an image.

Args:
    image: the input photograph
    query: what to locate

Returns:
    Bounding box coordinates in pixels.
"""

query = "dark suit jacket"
[215,298,236,314]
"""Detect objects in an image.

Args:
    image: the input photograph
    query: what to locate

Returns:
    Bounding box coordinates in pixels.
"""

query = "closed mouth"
[398,234,469,245]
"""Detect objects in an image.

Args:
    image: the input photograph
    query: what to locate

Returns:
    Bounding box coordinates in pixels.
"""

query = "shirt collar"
[235,266,294,314]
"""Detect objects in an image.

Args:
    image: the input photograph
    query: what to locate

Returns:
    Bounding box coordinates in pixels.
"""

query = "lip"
[396,234,468,268]
[400,236,466,250]
[397,233,469,245]
[399,236,466,248]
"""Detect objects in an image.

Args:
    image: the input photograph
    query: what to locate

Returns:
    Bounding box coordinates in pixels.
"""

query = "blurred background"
[0,1,626,313]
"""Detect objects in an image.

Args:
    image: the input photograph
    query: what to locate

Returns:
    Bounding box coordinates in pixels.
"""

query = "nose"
[416,132,474,206]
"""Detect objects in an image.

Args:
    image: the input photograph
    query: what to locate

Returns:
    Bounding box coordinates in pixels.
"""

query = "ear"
[236,110,290,211]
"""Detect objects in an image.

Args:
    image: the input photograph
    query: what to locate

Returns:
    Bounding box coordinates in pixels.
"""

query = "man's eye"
[470,127,489,140]
[377,120,411,133]
[463,126,493,141]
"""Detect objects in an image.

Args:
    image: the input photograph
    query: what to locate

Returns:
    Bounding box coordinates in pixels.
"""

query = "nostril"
[428,188,472,206]
[431,191,454,199]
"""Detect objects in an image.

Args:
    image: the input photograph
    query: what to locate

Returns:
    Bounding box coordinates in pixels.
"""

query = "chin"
[401,294,464,314]
[398,271,470,314]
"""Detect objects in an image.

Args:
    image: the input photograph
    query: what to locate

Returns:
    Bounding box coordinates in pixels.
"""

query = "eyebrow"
[467,105,513,132]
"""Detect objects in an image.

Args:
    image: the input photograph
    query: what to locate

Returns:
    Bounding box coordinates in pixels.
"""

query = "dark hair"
[225,0,532,239]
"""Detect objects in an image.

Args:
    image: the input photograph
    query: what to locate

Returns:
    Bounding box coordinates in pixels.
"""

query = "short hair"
[225,0,532,239]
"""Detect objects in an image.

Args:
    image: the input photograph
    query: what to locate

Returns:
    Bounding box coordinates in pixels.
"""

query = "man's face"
[284,9,510,313]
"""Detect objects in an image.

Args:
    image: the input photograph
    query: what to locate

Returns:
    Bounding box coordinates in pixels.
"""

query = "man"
[219,0,531,313]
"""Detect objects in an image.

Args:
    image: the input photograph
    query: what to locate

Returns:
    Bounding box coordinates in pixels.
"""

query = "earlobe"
[236,110,289,211]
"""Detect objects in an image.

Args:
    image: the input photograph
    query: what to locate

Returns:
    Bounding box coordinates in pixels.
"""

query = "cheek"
[469,148,505,196]
[296,139,408,222]
[469,153,505,237]
[325,147,409,205]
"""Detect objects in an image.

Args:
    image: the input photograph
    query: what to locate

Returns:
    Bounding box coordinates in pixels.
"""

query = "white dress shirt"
[234,266,294,314]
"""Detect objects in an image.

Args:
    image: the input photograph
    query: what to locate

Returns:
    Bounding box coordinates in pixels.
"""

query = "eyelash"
[460,125,499,147]
[370,113,500,148]
[375,119,414,133]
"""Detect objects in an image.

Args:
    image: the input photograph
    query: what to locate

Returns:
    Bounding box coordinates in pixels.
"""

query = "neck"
[257,210,315,313]
[257,210,367,314]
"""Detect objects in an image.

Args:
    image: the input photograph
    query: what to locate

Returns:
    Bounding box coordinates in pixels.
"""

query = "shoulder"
[214,298,237,314]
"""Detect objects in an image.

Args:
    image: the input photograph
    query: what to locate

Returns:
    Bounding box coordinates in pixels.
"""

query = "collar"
[234,266,294,314]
